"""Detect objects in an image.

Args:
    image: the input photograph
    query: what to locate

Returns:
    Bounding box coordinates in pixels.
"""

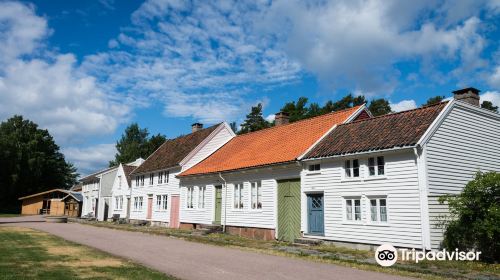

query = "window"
[345,159,360,178]
[149,173,154,185]
[133,197,138,210]
[368,156,385,176]
[251,181,262,209]
[156,195,168,210]
[158,171,163,184]
[115,196,123,210]
[140,175,145,186]
[345,198,361,221]
[158,171,169,184]
[198,186,206,208]
[165,171,169,183]
[234,183,244,209]
[135,176,139,187]
[308,164,321,172]
[186,187,194,208]
[139,197,143,209]
[370,198,388,222]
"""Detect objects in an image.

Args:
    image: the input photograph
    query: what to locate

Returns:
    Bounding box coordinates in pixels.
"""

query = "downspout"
[218,172,227,233]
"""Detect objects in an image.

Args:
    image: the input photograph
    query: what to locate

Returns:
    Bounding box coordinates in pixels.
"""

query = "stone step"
[294,237,323,246]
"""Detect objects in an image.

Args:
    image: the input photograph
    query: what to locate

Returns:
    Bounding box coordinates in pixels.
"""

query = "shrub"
[439,172,500,263]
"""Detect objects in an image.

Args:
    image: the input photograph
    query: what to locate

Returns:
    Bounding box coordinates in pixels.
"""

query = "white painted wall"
[81,180,99,217]
[425,102,500,249]
[129,167,181,223]
[180,164,301,230]
[110,164,132,219]
[301,150,424,249]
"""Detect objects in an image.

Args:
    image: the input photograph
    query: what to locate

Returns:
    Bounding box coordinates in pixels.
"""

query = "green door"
[277,179,301,242]
[214,186,222,224]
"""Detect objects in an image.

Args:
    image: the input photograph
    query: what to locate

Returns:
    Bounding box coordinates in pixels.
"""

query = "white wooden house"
[301,88,500,249]
[178,106,371,241]
[109,158,144,220]
[129,123,235,227]
[81,166,117,219]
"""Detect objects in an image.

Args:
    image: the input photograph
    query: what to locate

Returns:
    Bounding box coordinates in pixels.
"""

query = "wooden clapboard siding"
[425,103,500,249]
[301,150,424,248]
[21,197,43,215]
[179,164,301,230]
[426,103,500,195]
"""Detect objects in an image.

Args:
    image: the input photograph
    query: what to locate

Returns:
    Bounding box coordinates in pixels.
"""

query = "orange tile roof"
[179,106,363,176]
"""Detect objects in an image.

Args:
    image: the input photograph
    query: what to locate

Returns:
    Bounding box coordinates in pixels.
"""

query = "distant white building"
[109,159,144,220]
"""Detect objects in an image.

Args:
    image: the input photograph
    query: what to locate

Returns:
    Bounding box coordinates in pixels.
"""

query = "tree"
[0,115,78,213]
[368,98,392,116]
[109,123,166,166]
[229,122,238,134]
[239,103,270,134]
[439,172,500,263]
[281,97,310,122]
[481,101,499,113]
[424,96,446,106]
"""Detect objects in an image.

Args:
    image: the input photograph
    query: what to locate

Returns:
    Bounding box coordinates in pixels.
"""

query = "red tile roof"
[304,102,447,159]
[179,106,363,176]
[131,124,220,175]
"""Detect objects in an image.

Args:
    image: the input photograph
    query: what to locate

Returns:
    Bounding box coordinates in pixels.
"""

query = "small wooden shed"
[19,189,82,217]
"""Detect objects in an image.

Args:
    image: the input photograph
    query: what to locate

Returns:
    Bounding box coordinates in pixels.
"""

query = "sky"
[1,0,500,175]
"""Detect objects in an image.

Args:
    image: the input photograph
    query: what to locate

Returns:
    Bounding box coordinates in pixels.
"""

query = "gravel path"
[0,216,413,280]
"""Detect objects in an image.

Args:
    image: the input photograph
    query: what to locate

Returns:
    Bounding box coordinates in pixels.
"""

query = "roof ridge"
[235,105,362,138]
[339,101,447,126]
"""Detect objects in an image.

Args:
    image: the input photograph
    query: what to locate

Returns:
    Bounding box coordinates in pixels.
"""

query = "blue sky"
[1,0,500,175]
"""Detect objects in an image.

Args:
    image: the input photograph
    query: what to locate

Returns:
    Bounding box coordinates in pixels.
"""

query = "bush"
[439,172,500,263]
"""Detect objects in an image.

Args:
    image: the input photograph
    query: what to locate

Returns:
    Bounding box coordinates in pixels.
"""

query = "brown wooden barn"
[19,189,83,217]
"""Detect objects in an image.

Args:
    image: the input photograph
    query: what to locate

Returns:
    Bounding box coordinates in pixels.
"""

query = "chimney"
[275,111,289,126]
[452,87,480,106]
[191,123,203,133]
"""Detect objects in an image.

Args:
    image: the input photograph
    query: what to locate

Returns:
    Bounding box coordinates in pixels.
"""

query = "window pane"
[380,199,387,222]
[377,156,385,175]
[257,183,262,209]
[251,183,256,209]
[370,199,377,221]
[345,160,351,177]
[368,158,375,176]
[354,199,361,220]
[234,185,239,208]
[353,159,360,177]
[346,200,352,220]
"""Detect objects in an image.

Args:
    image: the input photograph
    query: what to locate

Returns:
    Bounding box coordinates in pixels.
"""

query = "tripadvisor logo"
[375,244,482,267]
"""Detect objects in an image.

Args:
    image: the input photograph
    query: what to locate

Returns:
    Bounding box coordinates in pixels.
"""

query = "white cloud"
[265,114,275,122]
[259,0,490,93]
[0,1,130,173]
[63,144,116,176]
[481,91,500,108]
[390,99,417,112]
[487,66,500,88]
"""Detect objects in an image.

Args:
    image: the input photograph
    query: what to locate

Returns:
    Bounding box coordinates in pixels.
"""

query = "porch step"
[294,237,323,246]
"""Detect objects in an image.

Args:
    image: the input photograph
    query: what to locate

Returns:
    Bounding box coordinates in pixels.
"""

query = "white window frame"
[158,171,163,184]
[308,164,321,172]
[368,156,385,177]
[156,194,168,211]
[233,183,244,209]
[369,197,388,223]
[165,171,169,183]
[140,175,145,186]
[135,177,139,187]
[344,159,360,179]
[198,186,206,209]
[344,197,362,222]
[133,197,138,210]
[186,187,194,209]
[138,196,143,209]
[149,173,154,185]
[250,181,262,210]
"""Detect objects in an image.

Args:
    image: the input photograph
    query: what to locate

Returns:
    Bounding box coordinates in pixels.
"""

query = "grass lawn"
[0,214,20,217]
[0,227,175,280]
[80,220,500,280]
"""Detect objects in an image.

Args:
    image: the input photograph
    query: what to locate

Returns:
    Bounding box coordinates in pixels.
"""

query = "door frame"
[306,192,325,236]
[146,194,153,220]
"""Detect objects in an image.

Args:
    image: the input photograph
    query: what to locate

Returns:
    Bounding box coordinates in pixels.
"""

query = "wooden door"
[277,179,301,242]
[307,194,324,235]
[147,196,153,219]
[170,195,180,228]
[214,186,222,225]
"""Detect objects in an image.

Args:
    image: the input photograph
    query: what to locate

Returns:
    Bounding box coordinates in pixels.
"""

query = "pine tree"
[481,101,499,113]
[238,103,270,134]
[368,98,392,116]
[424,96,446,106]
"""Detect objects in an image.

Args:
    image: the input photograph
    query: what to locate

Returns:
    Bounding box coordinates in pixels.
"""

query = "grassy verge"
[77,220,499,280]
[0,227,175,280]
[0,213,20,217]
